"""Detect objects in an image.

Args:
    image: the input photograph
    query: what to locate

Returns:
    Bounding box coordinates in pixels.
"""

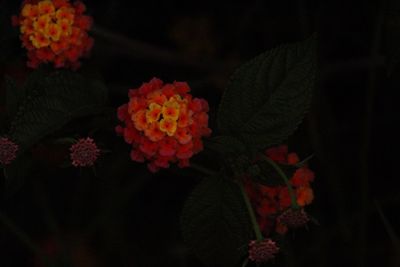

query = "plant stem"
[3,168,8,181]
[91,25,225,72]
[51,137,77,145]
[260,155,299,209]
[295,153,314,167]
[0,211,48,264]
[238,181,263,241]
[241,258,249,267]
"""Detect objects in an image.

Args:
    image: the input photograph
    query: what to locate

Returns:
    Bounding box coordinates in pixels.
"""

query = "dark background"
[1,0,399,266]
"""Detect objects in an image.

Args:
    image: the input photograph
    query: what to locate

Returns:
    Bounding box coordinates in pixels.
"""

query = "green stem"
[51,137,77,145]
[3,168,8,181]
[295,154,314,167]
[92,166,97,177]
[260,154,299,209]
[238,181,263,241]
[241,258,249,267]
[0,211,49,264]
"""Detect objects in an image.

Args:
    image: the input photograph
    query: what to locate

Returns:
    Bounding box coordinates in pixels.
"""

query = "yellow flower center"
[21,0,76,49]
[132,94,190,137]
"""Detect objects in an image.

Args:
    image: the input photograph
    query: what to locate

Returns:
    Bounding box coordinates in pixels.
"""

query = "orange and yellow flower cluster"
[116,78,211,172]
[12,0,93,69]
[245,145,315,235]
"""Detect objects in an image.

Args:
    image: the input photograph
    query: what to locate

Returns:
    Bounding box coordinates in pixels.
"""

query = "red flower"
[12,0,94,69]
[69,138,100,167]
[245,145,315,235]
[291,167,315,187]
[265,145,288,163]
[0,137,19,165]
[116,78,211,172]
[248,239,279,263]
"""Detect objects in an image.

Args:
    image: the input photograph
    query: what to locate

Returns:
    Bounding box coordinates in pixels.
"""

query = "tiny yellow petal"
[46,23,62,41]
[146,103,162,123]
[38,0,55,15]
[159,119,177,136]
[57,19,72,36]
[33,15,51,33]
[21,4,33,17]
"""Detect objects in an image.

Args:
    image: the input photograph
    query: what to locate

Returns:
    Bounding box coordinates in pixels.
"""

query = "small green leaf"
[218,35,316,151]
[181,175,253,267]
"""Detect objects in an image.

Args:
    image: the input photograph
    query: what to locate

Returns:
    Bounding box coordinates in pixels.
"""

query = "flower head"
[13,0,93,69]
[277,208,309,229]
[248,239,279,263]
[69,138,100,167]
[116,78,211,172]
[0,137,19,165]
[244,145,315,235]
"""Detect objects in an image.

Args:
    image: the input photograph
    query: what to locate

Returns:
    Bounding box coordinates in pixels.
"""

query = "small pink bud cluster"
[69,137,100,167]
[248,239,279,264]
[0,137,19,165]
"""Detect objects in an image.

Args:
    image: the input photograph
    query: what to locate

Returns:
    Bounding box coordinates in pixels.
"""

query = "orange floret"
[38,0,55,15]
[21,4,38,18]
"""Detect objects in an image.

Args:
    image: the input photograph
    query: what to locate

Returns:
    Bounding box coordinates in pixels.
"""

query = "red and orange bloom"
[245,145,315,236]
[116,78,211,172]
[12,0,93,69]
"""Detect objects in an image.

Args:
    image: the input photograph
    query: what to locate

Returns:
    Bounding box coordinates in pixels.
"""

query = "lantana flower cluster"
[12,0,94,69]
[116,78,211,172]
[245,145,315,235]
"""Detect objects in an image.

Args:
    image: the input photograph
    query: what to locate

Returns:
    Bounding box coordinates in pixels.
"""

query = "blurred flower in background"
[12,0,94,69]
[33,234,100,267]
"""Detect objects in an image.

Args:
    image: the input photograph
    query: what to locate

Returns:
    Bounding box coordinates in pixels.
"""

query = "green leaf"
[217,35,316,151]
[5,75,28,118]
[181,175,253,267]
[204,135,246,155]
[8,70,108,152]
